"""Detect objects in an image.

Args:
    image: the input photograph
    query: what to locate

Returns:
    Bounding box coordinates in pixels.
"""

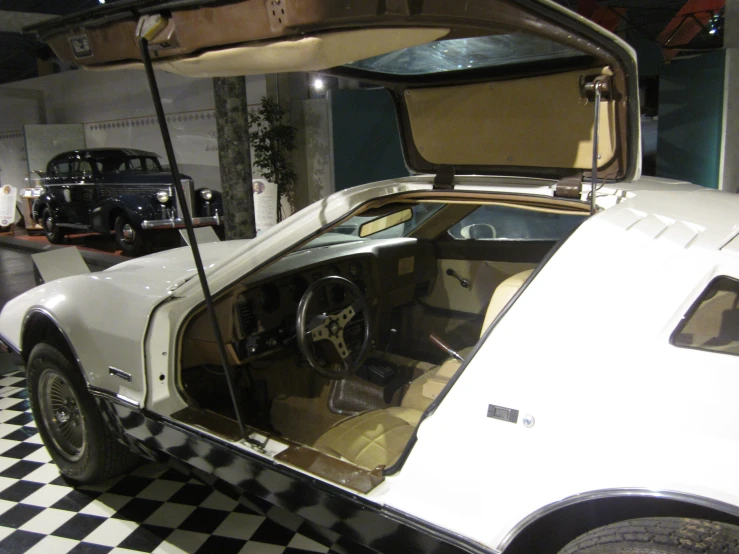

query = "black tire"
[114,215,146,257]
[27,343,139,484]
[42,208,66,244]
[559,518,739,554]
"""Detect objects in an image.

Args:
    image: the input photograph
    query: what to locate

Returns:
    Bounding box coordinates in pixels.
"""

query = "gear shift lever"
[429,333,465,362]
[384,328,397,354]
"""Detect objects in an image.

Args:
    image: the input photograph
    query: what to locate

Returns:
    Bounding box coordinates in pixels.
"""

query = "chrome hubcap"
[121,223,135,242]
[45,217,54,233]
[38,369,85,462]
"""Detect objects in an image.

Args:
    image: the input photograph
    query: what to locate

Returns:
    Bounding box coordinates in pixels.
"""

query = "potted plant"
[248,96,298,222]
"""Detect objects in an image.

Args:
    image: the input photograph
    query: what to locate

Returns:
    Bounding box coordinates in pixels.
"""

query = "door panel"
[425,260,537,314]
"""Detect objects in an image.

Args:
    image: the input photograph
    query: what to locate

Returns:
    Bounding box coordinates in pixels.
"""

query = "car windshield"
[344,32,584,75]
[299,203,445,249]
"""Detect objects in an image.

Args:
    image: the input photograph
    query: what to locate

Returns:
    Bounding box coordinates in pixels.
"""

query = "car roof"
[50,148,160,161]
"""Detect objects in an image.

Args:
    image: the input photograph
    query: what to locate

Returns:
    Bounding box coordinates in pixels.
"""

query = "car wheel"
[27,343,139,484]
[114,216,146,257]
[558,518,739,554]
[42,208,66,244]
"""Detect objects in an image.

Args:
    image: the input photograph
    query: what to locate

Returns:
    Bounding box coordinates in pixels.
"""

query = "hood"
[26,0,640,182]
[102,239,253,292]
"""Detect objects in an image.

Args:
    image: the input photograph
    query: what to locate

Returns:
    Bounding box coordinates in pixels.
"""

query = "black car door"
[46,157,73,223]
[65,158,96,226]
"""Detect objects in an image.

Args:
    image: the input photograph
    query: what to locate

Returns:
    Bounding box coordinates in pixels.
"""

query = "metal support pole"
[590,81,603,215]
[138,37,248,442]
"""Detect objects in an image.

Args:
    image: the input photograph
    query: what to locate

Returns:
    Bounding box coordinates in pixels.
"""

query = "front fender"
[91,197,160,232]
[31,194,57,222]
[0,274,158,407]
[195,188,224,218]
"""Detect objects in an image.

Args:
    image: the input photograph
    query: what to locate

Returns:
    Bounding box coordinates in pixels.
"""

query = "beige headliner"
[405,68,617,170]
[88,28,450,77]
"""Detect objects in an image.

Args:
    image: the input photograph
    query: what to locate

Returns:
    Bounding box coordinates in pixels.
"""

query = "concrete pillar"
[213,76,256,239]
[720,0,739,192]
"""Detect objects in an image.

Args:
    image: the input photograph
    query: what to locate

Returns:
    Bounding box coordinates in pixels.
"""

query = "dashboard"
[228,238,437,361]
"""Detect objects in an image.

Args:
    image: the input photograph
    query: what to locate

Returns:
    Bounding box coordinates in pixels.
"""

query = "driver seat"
[313,269,533,469]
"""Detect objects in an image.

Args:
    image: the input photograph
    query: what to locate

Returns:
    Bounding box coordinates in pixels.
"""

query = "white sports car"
[2,1,739,553]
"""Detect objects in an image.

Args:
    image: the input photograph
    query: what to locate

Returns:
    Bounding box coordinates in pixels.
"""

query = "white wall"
[0,68,267,192]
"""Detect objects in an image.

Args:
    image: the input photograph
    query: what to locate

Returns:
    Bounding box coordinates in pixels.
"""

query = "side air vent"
[237,300,257,336]
[415,281,431,298]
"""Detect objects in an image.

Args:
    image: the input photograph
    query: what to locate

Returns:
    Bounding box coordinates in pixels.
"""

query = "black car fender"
[193,187,224,218]
[31,193,57,223]
[91,196,160,233]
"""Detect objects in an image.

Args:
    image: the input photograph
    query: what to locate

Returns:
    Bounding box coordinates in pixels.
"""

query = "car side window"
[55,161,71,178]
[447,204,586,240]
[129,158,143,170]
[143,157,160,171]
[671,276,739,357]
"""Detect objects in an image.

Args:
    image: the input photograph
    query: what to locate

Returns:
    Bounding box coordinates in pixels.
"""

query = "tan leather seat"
[313,269,533,469]
[313,407,422,470]
[401,269,533,411]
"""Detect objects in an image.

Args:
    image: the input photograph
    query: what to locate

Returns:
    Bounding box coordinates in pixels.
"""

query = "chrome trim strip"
[498,487,739,551]
[22,308,88,383]
[108,366,132,382]
[88,386,141,409]
[141,214,220,230]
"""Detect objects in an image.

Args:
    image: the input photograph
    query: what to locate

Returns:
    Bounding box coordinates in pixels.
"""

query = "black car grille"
[174,179,196,217]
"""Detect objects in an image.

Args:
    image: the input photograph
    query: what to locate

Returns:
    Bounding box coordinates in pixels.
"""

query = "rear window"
[671,276,739,357]
[447,204,586,241]
[344,32,584,75]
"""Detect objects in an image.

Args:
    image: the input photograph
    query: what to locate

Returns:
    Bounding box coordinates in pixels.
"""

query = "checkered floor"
[0,371,331,554]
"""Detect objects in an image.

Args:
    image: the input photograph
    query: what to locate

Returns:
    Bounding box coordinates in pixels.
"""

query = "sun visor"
[404,68,618,172]
[86,28,450,78]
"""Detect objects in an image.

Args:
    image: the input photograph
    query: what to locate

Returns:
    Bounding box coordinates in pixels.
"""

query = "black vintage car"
[33,148,223,256]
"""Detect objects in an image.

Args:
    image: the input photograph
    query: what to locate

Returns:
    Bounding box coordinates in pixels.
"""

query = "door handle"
[446,268,470,288]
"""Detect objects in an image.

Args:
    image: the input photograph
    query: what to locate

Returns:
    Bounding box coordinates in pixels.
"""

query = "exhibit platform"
[0,229,129,271]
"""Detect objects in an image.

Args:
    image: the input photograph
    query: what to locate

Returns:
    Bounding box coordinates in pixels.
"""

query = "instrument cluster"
[233,257,371,359]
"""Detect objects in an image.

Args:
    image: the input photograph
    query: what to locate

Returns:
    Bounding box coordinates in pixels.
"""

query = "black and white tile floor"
[0,372,330,554]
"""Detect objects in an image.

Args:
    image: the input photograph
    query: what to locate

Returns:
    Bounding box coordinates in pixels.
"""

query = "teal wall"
[330,89,409,191]
[656,50,725,189]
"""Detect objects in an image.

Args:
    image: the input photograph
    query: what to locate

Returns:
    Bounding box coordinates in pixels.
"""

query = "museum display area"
[0,1,738,554]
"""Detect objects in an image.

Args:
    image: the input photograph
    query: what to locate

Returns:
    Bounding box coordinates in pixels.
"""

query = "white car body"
[4,174,739,552]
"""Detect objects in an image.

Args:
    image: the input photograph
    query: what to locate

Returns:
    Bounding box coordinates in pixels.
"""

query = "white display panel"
[0,185,18,226]
[24,123,86,173]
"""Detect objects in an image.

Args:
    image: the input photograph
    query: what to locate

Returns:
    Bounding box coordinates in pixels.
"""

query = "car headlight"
[200,189,213,201]
[156,190,170,203]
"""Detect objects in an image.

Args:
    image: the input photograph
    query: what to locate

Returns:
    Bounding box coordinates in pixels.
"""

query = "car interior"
[176,192,589,479]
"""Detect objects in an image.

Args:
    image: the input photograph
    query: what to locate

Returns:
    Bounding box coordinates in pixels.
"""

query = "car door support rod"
[137,35,248,444]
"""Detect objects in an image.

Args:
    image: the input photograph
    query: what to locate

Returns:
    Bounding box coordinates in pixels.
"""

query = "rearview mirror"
[359,208,413,237]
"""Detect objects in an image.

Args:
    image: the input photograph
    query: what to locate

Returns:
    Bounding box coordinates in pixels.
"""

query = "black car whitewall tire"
[42,208,66,244]
[558,518,739,554]
[114,215,146,257]
[27,343,139,483]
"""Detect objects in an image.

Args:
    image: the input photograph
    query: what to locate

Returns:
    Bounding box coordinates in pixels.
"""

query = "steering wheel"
[296,276,371,379]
